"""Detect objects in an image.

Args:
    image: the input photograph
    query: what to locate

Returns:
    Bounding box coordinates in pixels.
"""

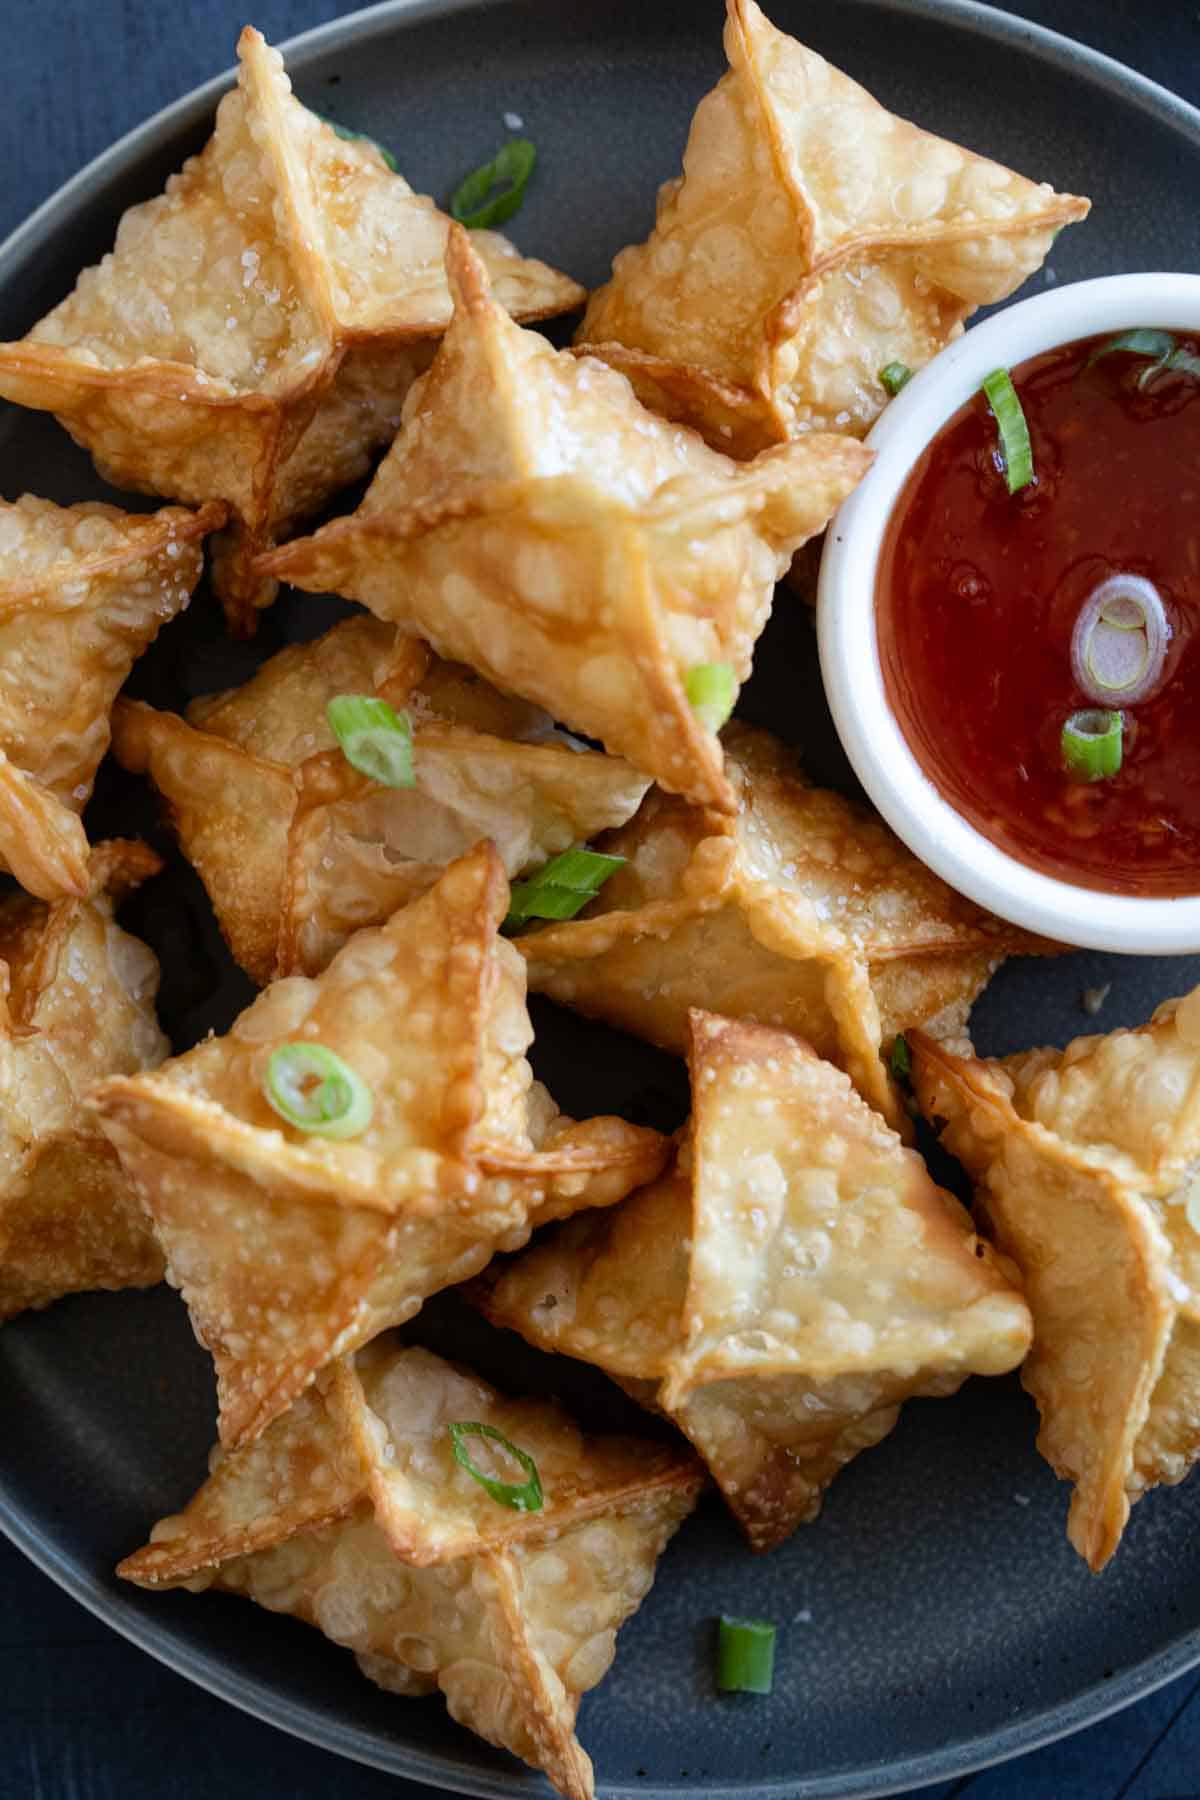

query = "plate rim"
[3,0,1200,1794]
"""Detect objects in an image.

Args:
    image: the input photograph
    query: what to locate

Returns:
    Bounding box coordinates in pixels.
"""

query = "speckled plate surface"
[2,2,1200,1796]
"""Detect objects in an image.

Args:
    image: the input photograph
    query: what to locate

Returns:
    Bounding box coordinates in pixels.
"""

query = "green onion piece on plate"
[1061,709,1123,782]
[504,846,626,930]
[326,695,415,788]
[889,1034,912,1082]
[879,361,913,397]
[448,1421,544,1512]
[264,1042,374,1139]
[717,1616,776,1695]
[685,662,736,734]
[981,368,1034,494]
[316,115,398,171]
[450,138,536,230]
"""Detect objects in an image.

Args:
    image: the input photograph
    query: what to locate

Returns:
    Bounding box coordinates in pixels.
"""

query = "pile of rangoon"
[5,4,1187,1794]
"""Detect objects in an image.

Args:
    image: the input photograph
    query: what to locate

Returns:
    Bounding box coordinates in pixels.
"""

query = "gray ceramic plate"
[2,2,1200,1796]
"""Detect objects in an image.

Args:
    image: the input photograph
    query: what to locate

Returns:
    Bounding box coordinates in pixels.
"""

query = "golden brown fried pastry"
[112,615,649,984]
[519,723,1053,1130]
[477,1011,1031,1550]
[0,840,168,1320]
[120,1342,703,1800]
[0,31,584,634]
[260,227,871,811]
[577,0,1089,453]
[90,843,667,1450]
[912,993,1200,1570]
[0,495,222,899]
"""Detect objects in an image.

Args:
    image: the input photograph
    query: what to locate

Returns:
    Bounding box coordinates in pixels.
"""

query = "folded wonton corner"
[113,614,650,985]
[120,1342,703,1800]
[0,30,584,634]
[0,839,169,1322]
[259,226,872,811]
[475,1009,1032,1550]
[519,722,1056,1131]
[0,494,223,900]
[89,842,668,1451]
[576,0,1090,453]
[913,994,1200,1570]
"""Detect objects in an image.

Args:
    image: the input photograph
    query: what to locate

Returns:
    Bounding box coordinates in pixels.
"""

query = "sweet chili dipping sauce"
[877,331,1200,896]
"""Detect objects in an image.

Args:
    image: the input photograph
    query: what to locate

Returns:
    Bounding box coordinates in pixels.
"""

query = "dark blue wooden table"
[5,2,1200,1797]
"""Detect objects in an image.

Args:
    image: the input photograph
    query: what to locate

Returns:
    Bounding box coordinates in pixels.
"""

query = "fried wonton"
[0,494,222,900]
[121,1343,702,1800]
[0,31,584,634]
[112,614,649,985]
[477,1011,1031,1549]
[912,992,1200,1570]
[576,0,1089,453]
[90,843,667,1450]
[260,227,871,811]
[0,840,168,1321]
[519,722,1053,1130]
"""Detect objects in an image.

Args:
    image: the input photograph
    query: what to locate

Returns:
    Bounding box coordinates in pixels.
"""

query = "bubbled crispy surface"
[0,31,583,628]
[478,1011,1030,1551]
[114,615,650,984]
[119,1344,702,1800]
[577,0,1088,448]
[0,495,220,899]
[90,847,666,1449]
[0,841,168,1320]
[261,227,870,811]
[520,722,1053,1130]
[912,1014,1200,1571]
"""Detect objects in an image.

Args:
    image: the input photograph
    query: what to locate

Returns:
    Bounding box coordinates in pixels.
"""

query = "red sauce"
[877,331,1200,897]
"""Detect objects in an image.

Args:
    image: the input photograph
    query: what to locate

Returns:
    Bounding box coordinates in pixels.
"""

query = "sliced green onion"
[890,1034,912,1082]
[450,139,536,230]
[981,368,1034,494]
[326,695,415,788]
[264,1043,374,1138]
[448,1421,543,1512]
[504,847,626,929]
[1070,573,1168,706]
[879,361,913,397]
[716,1616,776,1695]
[1061,709,1123,783]
[685,662,736,734]
[1088,329,1200,390]
[316,114,398,172]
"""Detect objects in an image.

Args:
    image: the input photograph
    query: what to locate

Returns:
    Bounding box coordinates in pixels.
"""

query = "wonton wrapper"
[121,1343,702,1800]
[113,615,649,984]
[913,993,1200,1570]
[519,723,1053,1130]
[0,494,221,899]
[261,227,871,811]
[577,0,1089,453]
[90,843,667,1450]
[0,840,168,1321]
[477,1011,1031,1549]
[0,31,583,634]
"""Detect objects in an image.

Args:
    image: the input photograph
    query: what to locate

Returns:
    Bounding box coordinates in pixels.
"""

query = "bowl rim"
[817,270,1200,955]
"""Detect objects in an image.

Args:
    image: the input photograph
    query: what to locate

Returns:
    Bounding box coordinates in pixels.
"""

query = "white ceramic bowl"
[817,271,1200,955]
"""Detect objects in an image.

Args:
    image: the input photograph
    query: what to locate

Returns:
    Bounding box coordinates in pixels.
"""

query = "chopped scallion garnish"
[981,368,1034,494]
[1086,328,1198,389]
[890,1034,912,1082]
[1061,709,1123,783]
[264,1043,374,1138]
[879,361,913,397]
[316,115,398,172]
[716,1616,776,1694]
[450,139,536,230]
[504,846,626,930]
[1070,573,1168,707]
[685,662,736,734]
[326,695,415,788]
[448,1421,543,1512]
